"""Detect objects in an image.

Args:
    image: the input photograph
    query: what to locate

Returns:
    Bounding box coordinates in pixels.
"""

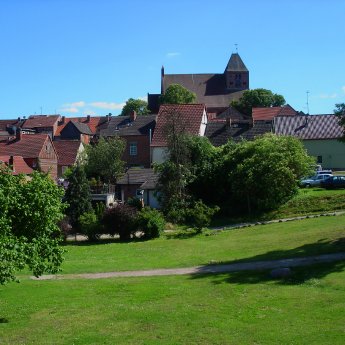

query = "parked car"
[320,175,345,189]
[316,170,333,175]
[300,174,333,187]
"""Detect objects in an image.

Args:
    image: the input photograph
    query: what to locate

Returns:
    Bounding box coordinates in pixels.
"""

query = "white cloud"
[59,107,79,113]
[89,101,125,110]
[319,93,338,99]
[62,101,85,108]
[166,52,181,58]
[83,109,96,116]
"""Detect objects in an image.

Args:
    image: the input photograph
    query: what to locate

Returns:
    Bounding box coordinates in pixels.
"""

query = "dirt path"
[31,252,345,281]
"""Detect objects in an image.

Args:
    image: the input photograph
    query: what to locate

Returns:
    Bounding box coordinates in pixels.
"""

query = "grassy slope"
[47,214,345,274]
[1,262,344,345]
[1,215,344,344]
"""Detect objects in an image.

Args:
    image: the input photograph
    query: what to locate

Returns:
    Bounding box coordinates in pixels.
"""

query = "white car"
[300,174,333,187]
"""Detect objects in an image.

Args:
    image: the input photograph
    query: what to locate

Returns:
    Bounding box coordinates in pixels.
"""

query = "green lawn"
[1,263,344,344]
[1,215,344,344]
[55,214,345,274]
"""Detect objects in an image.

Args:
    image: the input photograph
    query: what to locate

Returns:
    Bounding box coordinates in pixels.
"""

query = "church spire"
[224,52,249,90]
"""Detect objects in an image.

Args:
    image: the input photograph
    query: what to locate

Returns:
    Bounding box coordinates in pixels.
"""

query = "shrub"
[136,207,166,239]
[127,197,143,210]
[102,204,138,240]
[184,200,220,231]
[94,202,106,220]
[79,212,100,241]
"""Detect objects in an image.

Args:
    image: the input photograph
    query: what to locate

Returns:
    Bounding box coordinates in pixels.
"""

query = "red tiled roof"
[0,155,33,175]
[151,104,206,147]
[53,140,83,166]
[0,134,51,158]
[0,119,21,131]
[22,115,61,128]
[55,116,107,135]
[252,105,297,121]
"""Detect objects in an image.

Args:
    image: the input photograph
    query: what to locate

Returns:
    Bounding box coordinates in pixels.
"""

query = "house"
[252,104,299,122]
[151,104,208,163]
[148,52,249,115]
[0,131,58,179]
[206,119,272,146]
[53,140,84,177]
[21,114,61,137]
[116,168,160,208]
[0,155,34,175]
[274,114,345,170]
[58,121,93,144]
[100,112,157,168]
[55,115,110,140]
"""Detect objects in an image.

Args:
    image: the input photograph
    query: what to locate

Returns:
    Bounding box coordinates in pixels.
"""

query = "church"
[148,52,249,115]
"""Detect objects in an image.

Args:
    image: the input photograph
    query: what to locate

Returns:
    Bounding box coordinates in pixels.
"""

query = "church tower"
[224,53,249,91]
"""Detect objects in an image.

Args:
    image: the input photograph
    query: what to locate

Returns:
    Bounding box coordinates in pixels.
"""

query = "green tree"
[120,98,149,116]
[155,109,193,215]
[85,136,126,184]
[334,103,345,141]
[225,134,314,213]
[64,165,92,229]
[160,84,196,104]
[231,88,286,116]
[0,169,65,284]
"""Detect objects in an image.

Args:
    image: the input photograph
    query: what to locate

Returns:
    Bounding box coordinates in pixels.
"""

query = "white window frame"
[129,142,137,156]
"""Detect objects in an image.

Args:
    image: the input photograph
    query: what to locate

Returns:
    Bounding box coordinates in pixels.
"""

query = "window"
[129,142,137,156]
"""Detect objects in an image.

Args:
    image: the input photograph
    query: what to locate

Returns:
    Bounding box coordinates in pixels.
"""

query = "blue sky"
[0,0,344,119]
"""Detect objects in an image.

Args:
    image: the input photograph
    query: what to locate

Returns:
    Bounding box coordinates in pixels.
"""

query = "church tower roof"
[225,53,248,72]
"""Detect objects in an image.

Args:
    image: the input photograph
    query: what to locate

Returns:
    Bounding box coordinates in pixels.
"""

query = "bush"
[184,200,220,231]
[127,197,143,210]
[136,207,166,239]
[102,204,138,240]
[79,212,100,241]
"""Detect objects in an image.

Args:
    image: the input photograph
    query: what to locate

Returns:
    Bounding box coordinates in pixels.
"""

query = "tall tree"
[231,88,286,116]
[84,136,126,184]
[0,170,65,284]
[120,98,149,116]
[64,165,92,229]
[334,103,345,141]
[160,84,196,104]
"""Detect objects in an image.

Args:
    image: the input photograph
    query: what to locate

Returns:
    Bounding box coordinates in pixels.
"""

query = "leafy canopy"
[160,84,196,104]
[64,165,92,229]
[0,170,65,284]
[231,88,286,116]
[84,136,126,184]
[121,98,149,116]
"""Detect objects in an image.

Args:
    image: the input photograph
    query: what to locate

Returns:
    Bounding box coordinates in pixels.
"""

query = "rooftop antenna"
[235,43,238,53]
[306,91,310,115]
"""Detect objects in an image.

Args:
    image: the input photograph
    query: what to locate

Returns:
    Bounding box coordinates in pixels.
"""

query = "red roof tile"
[151,104,206,147]
[252,105,297,121]
[0,155,33,175]
[55,116,107,135]
[0,134,52,158]
[53,140,83,166]
[22,115,61,128]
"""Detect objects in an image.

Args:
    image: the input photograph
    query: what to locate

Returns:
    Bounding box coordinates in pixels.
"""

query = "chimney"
[61,116,65,124]
[130,110,137,122]
[18,116,21,122]
[86,115,91,122]
[16,128,22,141]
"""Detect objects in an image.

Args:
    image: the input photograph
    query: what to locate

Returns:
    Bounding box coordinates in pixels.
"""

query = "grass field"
[1,214,344,344]
[1,263,344,344]
[56,214,345,274]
